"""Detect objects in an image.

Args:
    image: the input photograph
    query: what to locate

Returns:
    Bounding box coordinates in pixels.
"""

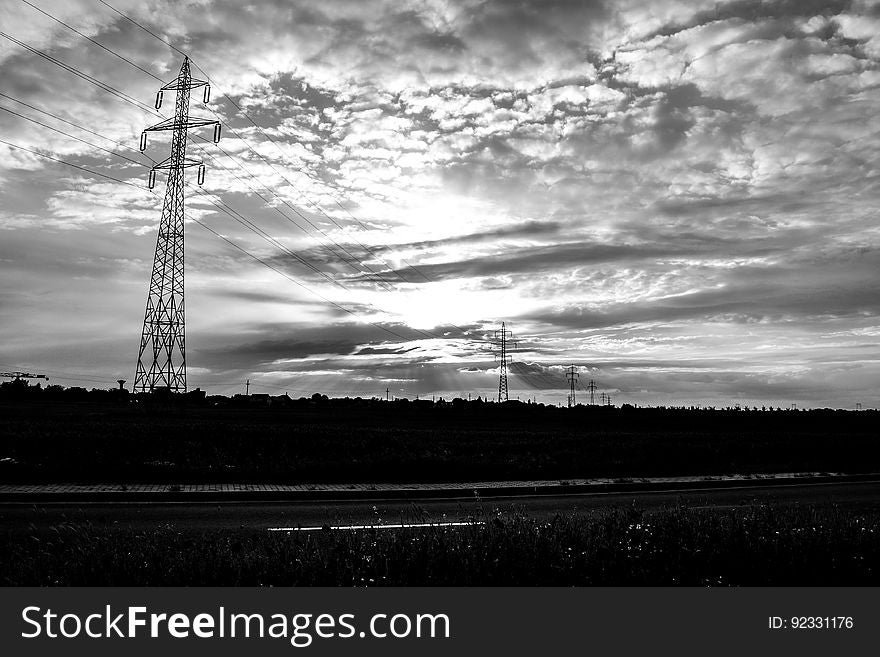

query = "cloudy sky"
[1,0,879,407]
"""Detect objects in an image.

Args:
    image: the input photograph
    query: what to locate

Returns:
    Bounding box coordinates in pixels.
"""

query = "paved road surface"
[3,479,879,533]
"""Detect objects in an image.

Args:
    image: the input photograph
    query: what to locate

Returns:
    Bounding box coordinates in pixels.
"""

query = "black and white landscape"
[1,0,880,586]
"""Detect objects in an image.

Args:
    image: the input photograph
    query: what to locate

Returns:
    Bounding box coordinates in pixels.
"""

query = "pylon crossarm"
[161,77,208,92]
[145,117,218,132]
[152,156,203,170]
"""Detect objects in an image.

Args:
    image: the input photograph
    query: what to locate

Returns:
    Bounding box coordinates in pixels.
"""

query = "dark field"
[1,397,879,483]
[5,393,879,586]
[3,502,879,585]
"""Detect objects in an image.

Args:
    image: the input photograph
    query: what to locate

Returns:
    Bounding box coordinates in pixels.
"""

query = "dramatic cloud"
[1,0,879,407]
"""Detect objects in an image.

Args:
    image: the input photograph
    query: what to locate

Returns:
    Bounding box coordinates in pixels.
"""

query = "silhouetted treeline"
[2,378,879,484]
[0,378,875,434]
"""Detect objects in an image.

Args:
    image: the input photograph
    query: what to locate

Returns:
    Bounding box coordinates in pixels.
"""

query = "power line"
[5,9,479,342]
[3,13,483,343]
[0,137,150,191]
[184,128,405,293]
[186,134,401,292]
[96,0,191,61]
[184,66,461,294]
[0,29,391,294]
[18,0,163,82]
[94,1,391,244]
[88,1,407,289]
[10,12,404,296]
[92,0,478,336]
[190,215,414,341]
[0,91,434,343]
[0,104,151,168]
[0,30,158,117]
[180,62,435,288]
[182,67,479,336]
[0,91,158,164]
[0,30,418,312]
[187,184,348,289]
[185,181,422,323]
[0,137,423,343]
[184,181,435,341]
[180,145,449,340]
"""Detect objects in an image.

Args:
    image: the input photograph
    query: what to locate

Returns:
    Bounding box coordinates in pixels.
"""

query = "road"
[2,479,880,533]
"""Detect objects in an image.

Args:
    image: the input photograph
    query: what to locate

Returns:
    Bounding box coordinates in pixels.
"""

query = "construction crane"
[1,371,48,382]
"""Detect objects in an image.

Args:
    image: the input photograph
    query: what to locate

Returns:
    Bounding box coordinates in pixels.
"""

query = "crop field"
[1,400,879,483]
[2,502,878,585]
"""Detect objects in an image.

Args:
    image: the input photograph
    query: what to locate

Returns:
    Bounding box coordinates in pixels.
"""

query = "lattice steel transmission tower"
[566,364,578,407]
[586,378,597,405]
[133,57,221,393]
[491,322,516,402]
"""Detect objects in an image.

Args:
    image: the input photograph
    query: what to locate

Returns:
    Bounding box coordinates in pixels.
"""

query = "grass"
[3,502,879,585]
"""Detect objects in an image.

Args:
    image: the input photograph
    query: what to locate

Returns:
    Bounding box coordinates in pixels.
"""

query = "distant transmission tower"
[565,365,578,407]
[491,322,516,402]
[586,379,597,405]
[133,57,220,393]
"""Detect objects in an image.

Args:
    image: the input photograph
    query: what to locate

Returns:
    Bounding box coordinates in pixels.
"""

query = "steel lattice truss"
[134,57,219,393]
[492,322,516,403]
[566,365,579,407]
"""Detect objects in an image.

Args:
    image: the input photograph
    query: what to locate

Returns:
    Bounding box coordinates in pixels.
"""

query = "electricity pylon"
[133,57,221,393]
[586,379,597,405]
[491,322,516,402]
[565,364,578,407]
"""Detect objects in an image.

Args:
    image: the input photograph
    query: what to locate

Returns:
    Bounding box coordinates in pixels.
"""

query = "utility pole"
[246,379,250,396]
[586,379,597,406]
[386,387,390,401]
[491,322,516,402]
[565,364,578,407]
[133,57,221,393]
